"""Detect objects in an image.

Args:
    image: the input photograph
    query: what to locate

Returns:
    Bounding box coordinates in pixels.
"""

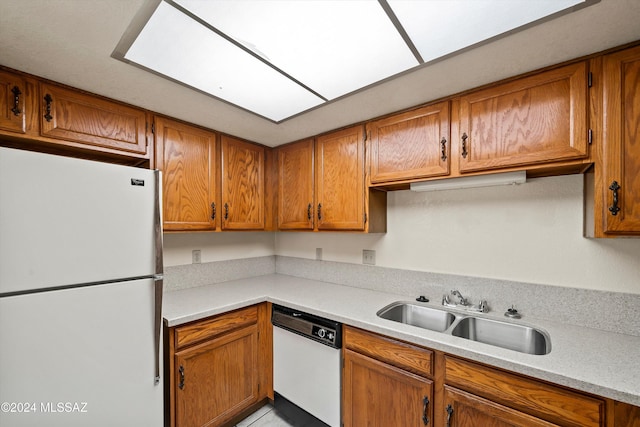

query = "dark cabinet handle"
[317,203,322,222]
[178,365,185,390]
[461,133,468,159]
[43,94,53,122]
[224,203,229,220]
[445,404,453,427]
[11,86,22,116]
[422,396,430,425]
[307,203,312,221]
[440,137,447,161]
[609,181,621,216]
[210,202,216,220]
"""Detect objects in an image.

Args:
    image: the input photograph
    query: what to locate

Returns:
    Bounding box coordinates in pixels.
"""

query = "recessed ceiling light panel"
[124,1,324,121]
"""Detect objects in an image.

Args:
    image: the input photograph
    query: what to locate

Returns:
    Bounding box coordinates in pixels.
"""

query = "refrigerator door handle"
[153,169,164,385]
[153,277,163,385]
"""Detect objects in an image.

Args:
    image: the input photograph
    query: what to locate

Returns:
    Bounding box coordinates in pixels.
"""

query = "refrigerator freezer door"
[0,147,158,295]
[0,278,163,427]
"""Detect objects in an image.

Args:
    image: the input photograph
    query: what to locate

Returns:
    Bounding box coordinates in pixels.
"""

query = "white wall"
[163,231,275,267]
[275,174,640,294]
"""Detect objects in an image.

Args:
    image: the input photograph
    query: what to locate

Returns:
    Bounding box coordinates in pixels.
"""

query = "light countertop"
[163,273,640,407]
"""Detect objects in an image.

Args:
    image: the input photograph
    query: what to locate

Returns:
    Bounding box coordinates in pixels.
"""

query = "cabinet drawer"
[444,356,604,427]
[344,326,432,377]
[175,306,258,350]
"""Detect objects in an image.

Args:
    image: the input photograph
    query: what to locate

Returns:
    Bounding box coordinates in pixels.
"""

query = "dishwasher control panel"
[272,304,342,348]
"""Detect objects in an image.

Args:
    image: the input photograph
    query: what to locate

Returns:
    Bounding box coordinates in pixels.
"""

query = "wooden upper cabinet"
[458,62,589,173]
[155,117,217,231]
[277,139,314,230]
[315,125,366,231]
[221,135,265,230]
[600,45,640,235]
[369,101,451,184]
[0,70,28,134]
[39,82,148,156]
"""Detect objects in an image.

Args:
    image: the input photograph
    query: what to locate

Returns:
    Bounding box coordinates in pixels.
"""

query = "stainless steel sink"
[377,302,456,332]
[451,316,551,355]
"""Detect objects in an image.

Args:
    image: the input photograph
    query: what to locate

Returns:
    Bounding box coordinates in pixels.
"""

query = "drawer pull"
[422,396,430,425]
[461,133,468,159]
[178,365,185,390]
[43,94,53,122]
[445,404,454,427]
[609,180,621,216]
[11,86,21,116]
[440,137,447,161]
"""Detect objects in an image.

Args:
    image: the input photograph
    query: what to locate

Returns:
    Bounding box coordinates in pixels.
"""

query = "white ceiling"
[1,0,640,147]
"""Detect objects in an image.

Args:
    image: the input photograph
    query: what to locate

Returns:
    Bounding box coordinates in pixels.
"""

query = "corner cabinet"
[276,138,315,230]
[0,70,30,135]
[343,326,433,427]
[167,304,272,427]
[221,135,265,230]
[591,45,640,236]
[458,62,590,173]
[155,117,218,231]
[315,126,386,232]
[368,101,451,185]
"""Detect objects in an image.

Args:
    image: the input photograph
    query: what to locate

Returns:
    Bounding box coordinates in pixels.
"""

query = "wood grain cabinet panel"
[369,101,451,184]
[599,45,640,235]
[221,135,265,230]
[155,117,218,231]
[39,82,148,155]
[276,139,314,230]
[443,386,561,427]
[458,62,589,173]
[315,125,366,230]
[174,324,259,427]
[0,70,28,134]
[343,349,433,427]
[445,356,604,427]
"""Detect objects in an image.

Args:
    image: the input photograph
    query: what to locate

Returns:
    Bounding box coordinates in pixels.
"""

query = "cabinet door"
[601,45,640,234]
[443,386,560,427]
[277,139,314,230]
[39,82,148,155]
[221,135,265,230]
[155,117,217,231]
[315,125,365,230]
[343,349,433,427]
[174,324,259,427]
[369,101,450,184]
[0,70,27,134]
[458,62,589,173]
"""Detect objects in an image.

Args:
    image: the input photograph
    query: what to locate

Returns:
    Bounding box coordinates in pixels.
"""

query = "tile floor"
[235,404,295,427]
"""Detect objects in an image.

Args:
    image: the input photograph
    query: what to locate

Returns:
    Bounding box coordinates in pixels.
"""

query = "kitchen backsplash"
[164,255,640,337]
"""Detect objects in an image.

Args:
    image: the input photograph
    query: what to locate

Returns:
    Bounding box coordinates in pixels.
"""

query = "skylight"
[116,0,587,123]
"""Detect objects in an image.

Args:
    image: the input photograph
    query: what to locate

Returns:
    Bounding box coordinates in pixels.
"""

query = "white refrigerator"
[0,147,164,426]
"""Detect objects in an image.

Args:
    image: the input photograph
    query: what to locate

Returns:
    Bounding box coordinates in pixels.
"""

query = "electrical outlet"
[316,248,323,261]
[192,249,201,264]
[363,249,376,265]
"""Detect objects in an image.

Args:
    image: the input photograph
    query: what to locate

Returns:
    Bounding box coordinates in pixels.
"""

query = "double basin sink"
[377,301,551,355]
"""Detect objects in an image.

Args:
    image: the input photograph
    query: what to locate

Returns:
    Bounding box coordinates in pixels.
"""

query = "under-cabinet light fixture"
[410,171,526,192]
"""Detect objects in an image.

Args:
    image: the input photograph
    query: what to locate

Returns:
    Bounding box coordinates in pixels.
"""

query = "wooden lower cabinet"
[443,386,560,427]
[342,327,640,427]
[167,304,272,427]
[343,349,433,427]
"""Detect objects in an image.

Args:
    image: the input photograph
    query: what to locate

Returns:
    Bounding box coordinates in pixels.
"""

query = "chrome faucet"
[442,290,489,313]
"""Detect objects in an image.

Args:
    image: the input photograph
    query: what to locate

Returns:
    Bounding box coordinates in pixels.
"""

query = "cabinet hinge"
[151,122,155,134]
[364,213,367,224]
[364,130,368,142]
[588,129,593,145]
[588,72,593,88]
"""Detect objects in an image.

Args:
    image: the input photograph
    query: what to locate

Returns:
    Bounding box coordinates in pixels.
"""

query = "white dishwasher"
[272,304,342,427]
